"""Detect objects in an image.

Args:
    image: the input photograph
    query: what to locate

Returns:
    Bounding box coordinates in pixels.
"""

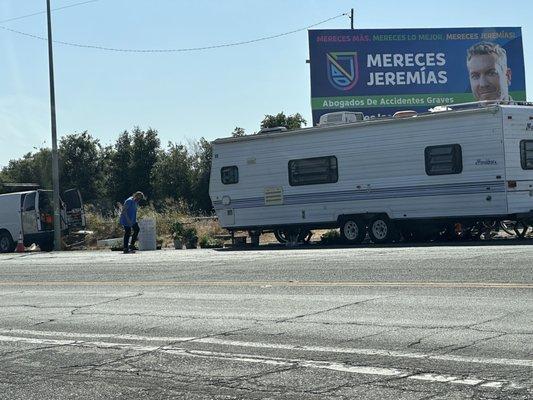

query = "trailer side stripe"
[213,181,506,209]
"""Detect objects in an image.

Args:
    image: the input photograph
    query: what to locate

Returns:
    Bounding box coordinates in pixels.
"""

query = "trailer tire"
[340,218,366,244]
[274,229,289,244]
[368,216,396,244]
[513,220,529,239]
[0,231,15,253]
[274,228,312,244]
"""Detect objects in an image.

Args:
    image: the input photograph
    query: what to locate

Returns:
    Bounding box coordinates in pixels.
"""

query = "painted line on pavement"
[0,281,531,289]
[0,334,525,390]
[0,329,531,368]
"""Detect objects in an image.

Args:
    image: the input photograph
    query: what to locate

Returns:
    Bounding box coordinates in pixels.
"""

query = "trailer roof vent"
[393,110,418,118]
[318,111,364,126]
[429,105,452,113]
[258,126,288,134]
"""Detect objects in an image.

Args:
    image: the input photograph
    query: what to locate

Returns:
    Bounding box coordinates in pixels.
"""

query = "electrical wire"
[0,0,101,24]
[0,12,348,53]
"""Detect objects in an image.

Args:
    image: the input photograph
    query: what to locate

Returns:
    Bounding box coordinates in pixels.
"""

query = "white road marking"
[0,332,529,390]
[1,329,531,368]
[0,329,196,343]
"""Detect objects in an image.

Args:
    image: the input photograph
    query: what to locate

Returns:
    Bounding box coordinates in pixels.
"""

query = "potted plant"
[183,226,198,249]
[171,221,185,250]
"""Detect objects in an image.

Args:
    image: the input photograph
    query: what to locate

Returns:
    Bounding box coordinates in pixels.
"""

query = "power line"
[0,0,100,24]
[0,12,348,53]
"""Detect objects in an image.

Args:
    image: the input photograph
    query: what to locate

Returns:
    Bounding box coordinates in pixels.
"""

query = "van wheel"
[0,232,15,253]
[368,216,396,244]
[340,218,366,244]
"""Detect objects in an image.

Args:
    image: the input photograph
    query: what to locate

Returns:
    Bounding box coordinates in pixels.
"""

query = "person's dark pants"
[124,223,140,250]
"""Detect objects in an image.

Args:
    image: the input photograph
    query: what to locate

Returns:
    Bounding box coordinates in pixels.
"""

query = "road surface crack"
[275,296,386,323]
[438,332,508,354]
[69,292,144,316]
[29,292,144,326]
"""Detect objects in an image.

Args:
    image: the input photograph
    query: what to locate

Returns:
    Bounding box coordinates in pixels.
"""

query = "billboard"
[309,27,526,124]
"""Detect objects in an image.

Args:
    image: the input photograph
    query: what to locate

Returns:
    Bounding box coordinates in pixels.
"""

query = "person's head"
[466,42,512,101]
[132,191,145,203]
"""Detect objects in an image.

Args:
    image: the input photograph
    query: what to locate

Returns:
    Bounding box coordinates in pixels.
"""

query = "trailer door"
[503,109,533,215]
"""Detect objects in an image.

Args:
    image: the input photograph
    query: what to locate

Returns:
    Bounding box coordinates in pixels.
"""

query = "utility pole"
[350,8,354,29]
[46,0,61,251]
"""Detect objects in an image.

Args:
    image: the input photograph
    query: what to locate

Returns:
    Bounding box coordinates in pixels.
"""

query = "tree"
[231,127,246,137]
[151,143,192,204]
[260,112,307,131]
[1,149,52,189]
[59,132,104,203]
[107,131,133,203]
[189,138,213,212]
[130,127,161,201]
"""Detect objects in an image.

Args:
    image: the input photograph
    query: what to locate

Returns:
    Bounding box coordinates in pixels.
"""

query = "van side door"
[37,191,54,231]
[62,189,86,229]
[21,192,39,235]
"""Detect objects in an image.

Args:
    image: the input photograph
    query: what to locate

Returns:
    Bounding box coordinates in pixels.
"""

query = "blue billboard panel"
[309,28,526,125]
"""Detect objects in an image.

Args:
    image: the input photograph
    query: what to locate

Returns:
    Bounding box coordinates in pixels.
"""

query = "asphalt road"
[0,244,531,399]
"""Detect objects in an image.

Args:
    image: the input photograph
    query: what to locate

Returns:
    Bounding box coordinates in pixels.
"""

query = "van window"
[39,191,53,214]
[425,144,462,175]
[23,192,36,211]
[520,140,533,170]
[221,166,239,184]
[288,156,338,186]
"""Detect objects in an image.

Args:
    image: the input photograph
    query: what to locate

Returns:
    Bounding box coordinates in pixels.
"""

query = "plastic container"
[137,218,157,251]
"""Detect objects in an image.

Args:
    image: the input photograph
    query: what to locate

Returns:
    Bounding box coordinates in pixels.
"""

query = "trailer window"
[425,144,462,175]
[221,166,239,184]
[288,156,338,186]
[520,140,533,170]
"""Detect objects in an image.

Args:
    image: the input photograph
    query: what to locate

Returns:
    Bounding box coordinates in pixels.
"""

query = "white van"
[0,189,85,252]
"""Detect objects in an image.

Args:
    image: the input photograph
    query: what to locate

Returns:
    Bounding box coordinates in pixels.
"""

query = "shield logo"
[327,52,359,91]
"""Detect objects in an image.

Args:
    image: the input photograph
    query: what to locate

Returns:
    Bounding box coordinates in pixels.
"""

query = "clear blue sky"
[0,0,532,167]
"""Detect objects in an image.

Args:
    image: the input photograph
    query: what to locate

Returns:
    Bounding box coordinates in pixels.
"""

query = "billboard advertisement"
[309,27,526,125]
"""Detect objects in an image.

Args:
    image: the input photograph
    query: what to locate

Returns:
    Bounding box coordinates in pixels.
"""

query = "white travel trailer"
[209,103,533,244]
[0,189,85,252]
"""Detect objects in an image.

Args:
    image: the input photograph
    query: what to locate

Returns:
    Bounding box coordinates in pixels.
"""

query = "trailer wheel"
[274,228,312,244]
[513,220,529,239]
[274,229,289,244]
[368,216,396,244]
[500,220,517,236]
[340,218,366,244]
[0,232,15,253]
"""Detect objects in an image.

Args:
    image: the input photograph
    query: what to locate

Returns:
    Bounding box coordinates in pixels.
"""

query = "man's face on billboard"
[467,53,511,101]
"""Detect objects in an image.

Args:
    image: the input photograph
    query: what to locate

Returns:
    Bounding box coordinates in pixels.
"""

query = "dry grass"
[84,202,228,248]
[84,200,334,248]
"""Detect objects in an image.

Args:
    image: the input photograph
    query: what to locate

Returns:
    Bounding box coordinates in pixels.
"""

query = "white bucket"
[137,218,157,251]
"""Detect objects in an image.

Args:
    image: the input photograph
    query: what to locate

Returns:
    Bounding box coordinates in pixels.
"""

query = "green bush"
[170,221,186,239]
[199,234,224,248]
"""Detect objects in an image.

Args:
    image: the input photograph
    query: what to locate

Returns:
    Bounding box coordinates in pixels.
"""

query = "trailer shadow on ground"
[216,237,533,252]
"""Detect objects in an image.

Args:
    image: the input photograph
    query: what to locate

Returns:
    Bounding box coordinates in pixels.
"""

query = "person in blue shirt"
[120,191,145,253]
